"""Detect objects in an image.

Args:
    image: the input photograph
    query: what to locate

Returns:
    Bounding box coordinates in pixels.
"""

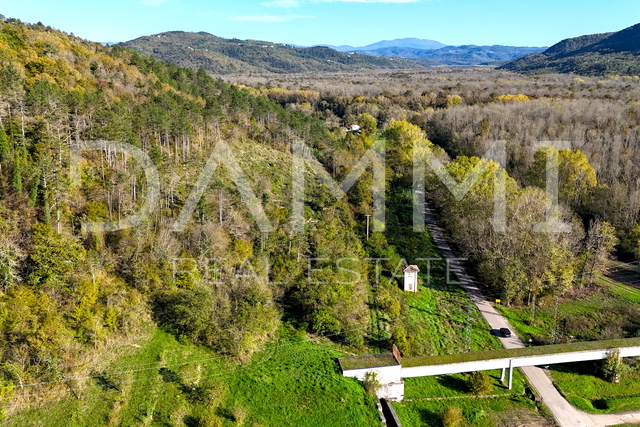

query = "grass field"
[550,360,640,414]
[380,206,550,425]
[392,395,551,427]
[4,326,383,427]
[392,360,554,426]
[495,280,640,343]
[598,273,640,303]
[402,369,528,400]
[379,192,504,358]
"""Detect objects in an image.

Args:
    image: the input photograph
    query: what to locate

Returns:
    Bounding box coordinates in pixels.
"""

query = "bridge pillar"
[500,367,505,382]
[508,359,513,390]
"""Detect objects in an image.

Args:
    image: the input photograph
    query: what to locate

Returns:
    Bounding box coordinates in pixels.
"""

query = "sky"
[1,0,639,48]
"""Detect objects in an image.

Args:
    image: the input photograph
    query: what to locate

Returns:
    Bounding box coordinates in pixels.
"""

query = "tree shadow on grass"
[418,408,441,427]
[215,407,235,422]
[183,415,199,427]
[547,361,599,376]
[159,367,181,384]
[91,371,121,392]
[436,375,468,394]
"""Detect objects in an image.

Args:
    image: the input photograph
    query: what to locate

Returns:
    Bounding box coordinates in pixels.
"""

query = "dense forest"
[0,16,399,417]
[230,68,640,298]
[1,12,640,424]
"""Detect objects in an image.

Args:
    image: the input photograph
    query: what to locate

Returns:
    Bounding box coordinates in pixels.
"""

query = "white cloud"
[140,0,167,6]
[229,14,311,22]
[262,0,300,7]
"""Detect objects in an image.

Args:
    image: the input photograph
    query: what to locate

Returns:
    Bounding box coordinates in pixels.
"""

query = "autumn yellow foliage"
[494,94,531,103]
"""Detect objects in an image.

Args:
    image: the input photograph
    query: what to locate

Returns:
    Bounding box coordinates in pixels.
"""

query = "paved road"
[422,201,640,427]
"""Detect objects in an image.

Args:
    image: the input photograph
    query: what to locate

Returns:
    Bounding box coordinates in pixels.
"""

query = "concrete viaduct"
[340,339,640,402]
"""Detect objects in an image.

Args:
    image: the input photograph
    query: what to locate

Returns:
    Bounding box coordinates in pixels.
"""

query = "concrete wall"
[377,381,405,401]
[401,346,640,378]
[402,359,509,378]
[380,398,404,427]
[343,364,403,384]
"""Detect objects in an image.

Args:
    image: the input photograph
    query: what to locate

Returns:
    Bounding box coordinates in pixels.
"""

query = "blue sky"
[1,0,639,47]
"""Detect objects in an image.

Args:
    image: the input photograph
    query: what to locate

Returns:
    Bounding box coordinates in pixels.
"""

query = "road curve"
[422,201,640,427]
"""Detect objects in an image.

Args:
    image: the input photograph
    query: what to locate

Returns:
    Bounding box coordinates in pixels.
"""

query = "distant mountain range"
[352,45,546,66]
[122,32,546,74]
[322,38,447,52]
[500,22,640,75]
[120,32,417,74]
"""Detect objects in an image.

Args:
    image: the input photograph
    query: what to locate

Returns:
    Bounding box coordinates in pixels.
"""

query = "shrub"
[363,371,381,396]
[467,371,493,395]
[391,325,410,356]
[602,348,622,383]
[232,405,248,426]
[441,406,463,427]
[197,415,223,427]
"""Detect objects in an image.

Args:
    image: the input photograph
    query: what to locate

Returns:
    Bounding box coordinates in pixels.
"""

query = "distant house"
[346,124,361,133]
[403,265,419,292]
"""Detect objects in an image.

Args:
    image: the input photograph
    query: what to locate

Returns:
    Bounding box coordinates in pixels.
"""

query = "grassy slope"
[551,361,640,414]
[392,395,548,427]
[343,279,503,370]
[494,283,640,341]
[403,369,528,400]
[598,273,640,303]
[393,367,549,427]
[403,280,503,357]
[6,327,382,427]
[549,275,640,414]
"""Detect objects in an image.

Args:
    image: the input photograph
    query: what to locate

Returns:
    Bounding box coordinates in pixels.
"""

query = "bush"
[363,371,381,396]
[467,371,493,395]
[152,287,216,343]
[602,349,622,383]
[196,415,223,427]
[441,406,463,427]
[232,405,248,426]
[391,325,410,356]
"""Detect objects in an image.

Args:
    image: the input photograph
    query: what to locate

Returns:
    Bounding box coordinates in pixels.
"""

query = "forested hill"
[0,16,390,415]
[121,31,421,74]
[501,22,640,75]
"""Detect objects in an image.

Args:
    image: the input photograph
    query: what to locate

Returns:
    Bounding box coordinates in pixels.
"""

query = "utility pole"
[288,230,293,255]
[365,214,371,240]
[218,191,223,223]
[552,291,560,344]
